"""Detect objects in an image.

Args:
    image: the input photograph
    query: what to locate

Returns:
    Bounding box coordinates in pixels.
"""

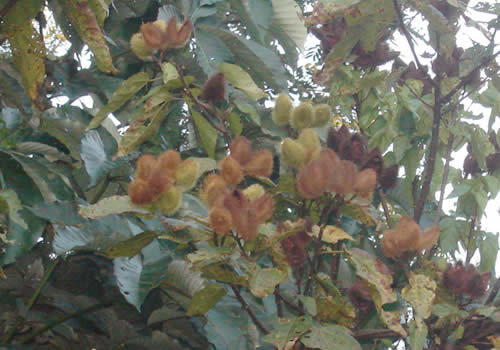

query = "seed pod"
[354,168,377,196]
[379,165,399,189]
[135,154,157,181]
[175,159,200,190]
[312,104,331,127]
[200,73,226,104]
[165,17,192,48]
[148,167,172,196]
[230,136,252,165]
[202,174,228,207]
[129,179,154,205]
[155,186,183,215]
[244,150,273,178]
[290,103,314,131]
[281,138,306,168]
[243,184,266,201]
[272,93,293,126]
[328,160,357,194]
[209,206,233,235]
[130,33,154,60]
[140,20,168,50]
[381,216,421,258]
[416,225,440,251]
[157,150,181,177]
[297,159,329,199]
[297,128,320,151]
[220,156,244,185]
[442,262,490,298]
[250,193,274,223]
[327,125,351,153]
[361,148,384,176]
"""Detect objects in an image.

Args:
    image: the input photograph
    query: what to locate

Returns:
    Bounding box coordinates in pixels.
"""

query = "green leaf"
[234,99,261,125]
[190,108,218,158]
[0,189,27,230]
[201,265,248,286]
[79,195,150,218]
[161,260,205,297]
[402,273,437,319]
[194,28,233,77]
[105,231,162,258]
[226,112,243,136]
[228,0,267,43]
[199,25,287,90]
[114,251,172,310]
[187,283,227,316]
[479,232,498,274]
[271,0,307,51]
[187,246,234,267]
[58,0,117,74]
[248,266,288,298]
[470,126,495,170]
[300,325,361,350]
[116,104,169,157]
[219,62,266,101]
[409,318,428,350]
[80,130,122,187]
[308,225,354,244]
[88,72,149,130]
[298,295,317,316]
[263,316,312,350]
[339,203,377,226]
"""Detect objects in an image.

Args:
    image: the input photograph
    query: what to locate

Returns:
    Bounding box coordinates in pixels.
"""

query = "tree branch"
[414,75,442,223]
[485,277,500,305]
[231,285,269,334]
[0,0,17,19]
[354,328,402,340]
[378,189,394,227]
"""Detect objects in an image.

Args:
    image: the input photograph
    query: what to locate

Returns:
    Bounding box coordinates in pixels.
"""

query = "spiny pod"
[155,186,183,215]
[290,102,314,131]
[281,138,306,168]
[130,33,154,60]
[175,159,200,191]
[272,93,293,126]
[311,104,332,127]
[297,128,320,151]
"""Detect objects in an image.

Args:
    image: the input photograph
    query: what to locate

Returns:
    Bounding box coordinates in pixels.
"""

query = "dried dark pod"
[361,148,384,176]
[379,164,399,189]
[486,152,500,174]
[349,133,368,165]
[327,125,351,153]
[442,262,490,299]
[400,62,433,95]
[200,73,226,104]
[463,154,481,178]
[352,42,399,69]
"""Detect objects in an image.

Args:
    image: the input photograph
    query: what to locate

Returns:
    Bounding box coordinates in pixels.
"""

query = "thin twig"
[392,0,438,89]
[378,189,393,227]
[18,299,113,344]
[275,291,301,313]
[0,0,17,19]
[465,205,477,265]
[274,286,283,318]
[231,285,269,334]
[354,328,402,340]
[414,56,442,223]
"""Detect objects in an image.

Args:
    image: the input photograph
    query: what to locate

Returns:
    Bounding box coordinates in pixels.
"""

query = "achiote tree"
[0,0,499,349]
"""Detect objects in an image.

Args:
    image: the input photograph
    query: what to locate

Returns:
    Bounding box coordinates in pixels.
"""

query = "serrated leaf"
[187,283,227,316]
[248,266,288,298]
[308,225,354,244]
[219,62,266,101]
[190,108,218,158]
[301,325,361,350]
[402,273,436,319]
[79,195,150,219]
[88,72,149,129]
[58,0,117,74]
[105,231,161,258]
[271,0,307,51]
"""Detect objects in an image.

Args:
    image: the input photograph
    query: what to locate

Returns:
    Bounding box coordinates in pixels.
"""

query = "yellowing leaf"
[88,72,150,130]
[402,273,437,319]
[4,21,45,106]
[79,195,150,219]
[105,231,161,258]
[162,62,179,84]
[190,108,218,159]
[309,225,354,244]
[219,62,266,101]
[186,283,226,316]
[58,0,117,74]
